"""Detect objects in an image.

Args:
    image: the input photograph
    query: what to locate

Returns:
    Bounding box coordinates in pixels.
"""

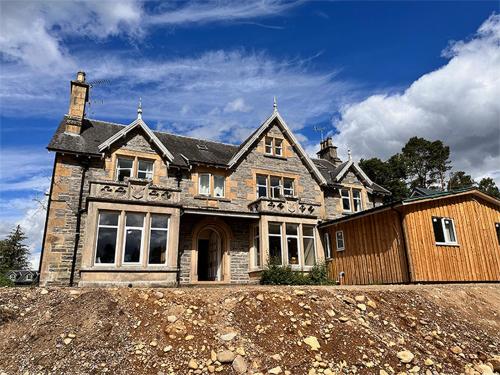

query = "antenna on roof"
[313,125,326,141]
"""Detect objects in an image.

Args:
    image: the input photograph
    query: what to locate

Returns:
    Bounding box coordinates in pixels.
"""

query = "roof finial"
[273,96,278,113]
[137,97,142,119]
[348,148,352,161]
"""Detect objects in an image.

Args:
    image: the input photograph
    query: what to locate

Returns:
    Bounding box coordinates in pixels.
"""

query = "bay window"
[303,225,316,266]
[286,224,300,266]
[123,213,145,264]
[95,212,120,264]
[267,222,317,268]
[149,214,169,264]
[268,223,283,265]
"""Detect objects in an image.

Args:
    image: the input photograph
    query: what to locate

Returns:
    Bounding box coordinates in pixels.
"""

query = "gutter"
[37,153,57,283]
[69,159,90,287]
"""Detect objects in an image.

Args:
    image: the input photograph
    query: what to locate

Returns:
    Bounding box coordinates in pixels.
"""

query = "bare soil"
[0,284,499,375]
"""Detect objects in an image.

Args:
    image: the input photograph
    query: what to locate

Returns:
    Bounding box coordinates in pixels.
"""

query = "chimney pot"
[66,71,89,135]
[317,136,342,165]
[76,71,86,83]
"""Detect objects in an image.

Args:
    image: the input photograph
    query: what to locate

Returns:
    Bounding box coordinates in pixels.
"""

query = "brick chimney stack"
[317,137,342,166]
[65,71,89,134]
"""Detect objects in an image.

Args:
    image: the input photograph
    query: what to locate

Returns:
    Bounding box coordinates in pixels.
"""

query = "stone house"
[38,72,390,286]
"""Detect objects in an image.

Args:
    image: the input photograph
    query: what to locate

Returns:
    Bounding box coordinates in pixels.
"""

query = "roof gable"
[228,111,327,185]
[98,118,174,163]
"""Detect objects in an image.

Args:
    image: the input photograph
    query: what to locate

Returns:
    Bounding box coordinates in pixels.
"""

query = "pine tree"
[0,225,30,272]
[447,171,475,191]
[478,177,500,199]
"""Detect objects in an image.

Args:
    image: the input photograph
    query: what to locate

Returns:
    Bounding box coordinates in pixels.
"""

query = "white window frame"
[352,189,362,212]
[94,211,120,266]
[302,225,316,268]
[198,173,211,196]
[283,178,295,197]
[433,217,459,246]
[274,138,283,156]
[496,223,500,246]
[256,174,268,198]
[324,233,332,259]
[137,159,154,180]
[148,214,170,266]
[116,157,134,182]
[341,189,351,212]
[270,176,282,198]
[252,224,261,269]
[336,230,345,251]
[25,273,33,281]
[213,174,225,198]
[268,222,284,265]
[122,213,145,265]
[265,137,273,155]
[286,223,301,268]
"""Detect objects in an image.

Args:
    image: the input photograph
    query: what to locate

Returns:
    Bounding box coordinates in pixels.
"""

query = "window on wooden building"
[432,217,458,245]
[336,230,345,251]
[268,223,283,265]
[495,223,500,245]
[95,211,120,264]
[303,225,316,266]
[148,214,169,265]
[323,233,332,259]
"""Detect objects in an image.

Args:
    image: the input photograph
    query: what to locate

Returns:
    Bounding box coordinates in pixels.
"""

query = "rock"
[150,340,157,347]
[188,359,198,369]
[357,304,367,311]
[354,295,365,302]
[338,316,349,322]
[342,296,356,305]
[185,335,194,341]
[236,347,246,356]
[63,337,72,345]
[367,300,377,309]
[424,358,434,366]
[269,366,282,374]
[154,291,164,299]
[475,364,494,375]
[163,345,172,352]
[167,315,177,323]
[397,350,414,364]
[220,332,237,341]
[271,354,282,361]
[217,350,235,363]
[450,346,463,354]
[68,333,76,338]
[326,310,335,317]
[232,355,247,373]
[490,356,500,372]
[303,336,321,351]
[379,371,389,375]
[40,289,49,295]
[256,294,265,301]
[294,290,306,296]
[324,370,334,375]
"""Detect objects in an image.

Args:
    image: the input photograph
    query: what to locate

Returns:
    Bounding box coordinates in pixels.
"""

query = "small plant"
[260,259,333,285]
[0,273,14,287]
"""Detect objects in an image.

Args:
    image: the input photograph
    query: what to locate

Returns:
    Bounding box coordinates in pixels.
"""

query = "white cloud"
[333,14,500,184]
[224,98,252,113]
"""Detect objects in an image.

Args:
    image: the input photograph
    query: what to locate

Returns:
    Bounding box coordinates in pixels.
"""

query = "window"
[253,225,261,268]
[341,189,351,212]
[352,190,362,212]
[149,215,169,264]
[257,175,268,197]
[95,211,119,264]
[432,217,458,245]
[265,137,273,154]
[274,139,283,156]
[283,178,294,197]
[116,158,133,182]
[270,176,282,198]
[214,175,225,197]
[336,231,345,251]
[286,224,300,266]
[25,273,33,281]
[324,233,332,259]
[123,213,145,264]
[137,160,154,180]
[496,223,500,245]
[199,173,210,196]
[268,223,283,265]
[302,225,316,266]
[264,137,284,157]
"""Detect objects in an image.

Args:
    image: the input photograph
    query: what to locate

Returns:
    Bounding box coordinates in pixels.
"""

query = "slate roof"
[48,117,238,168]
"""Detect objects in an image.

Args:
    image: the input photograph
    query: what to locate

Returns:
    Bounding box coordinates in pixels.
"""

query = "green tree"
[402,137,451,189]
[447,171,475,191]
[478,177,500,199]
[0,225,30,272]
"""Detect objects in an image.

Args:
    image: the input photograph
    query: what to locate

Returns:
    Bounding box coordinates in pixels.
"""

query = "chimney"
[65,71,89,134]
[316,137,342,165]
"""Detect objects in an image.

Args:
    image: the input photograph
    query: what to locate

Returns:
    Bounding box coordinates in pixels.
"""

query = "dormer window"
[116,157,155,182]
[117,158,133,181]
[198,173,225,198]
[264,137,284,157]
[138,160,154,180]
[256,175,295,199]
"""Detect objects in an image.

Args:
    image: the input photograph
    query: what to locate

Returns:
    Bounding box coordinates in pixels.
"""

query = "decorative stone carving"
[248,197,320,217]
[90,179,180,204]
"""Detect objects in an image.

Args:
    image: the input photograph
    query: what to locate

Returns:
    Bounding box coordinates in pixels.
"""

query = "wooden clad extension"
[324,209,409,285]
[403,194,500,282]
[320,190,500,285]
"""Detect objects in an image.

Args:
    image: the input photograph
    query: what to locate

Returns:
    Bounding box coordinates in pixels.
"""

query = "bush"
[260,259,333,285]
[0,273,14,287]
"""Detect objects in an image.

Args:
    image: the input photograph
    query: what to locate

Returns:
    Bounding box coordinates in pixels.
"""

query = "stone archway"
[190,219,232,283]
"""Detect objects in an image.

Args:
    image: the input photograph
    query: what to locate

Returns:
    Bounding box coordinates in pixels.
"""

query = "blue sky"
[0,1,499,268]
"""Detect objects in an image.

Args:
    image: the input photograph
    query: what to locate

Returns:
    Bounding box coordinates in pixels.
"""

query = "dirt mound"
[0,284,499,374]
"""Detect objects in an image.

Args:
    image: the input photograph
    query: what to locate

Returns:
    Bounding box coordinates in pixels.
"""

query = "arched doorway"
[197,228,222,281]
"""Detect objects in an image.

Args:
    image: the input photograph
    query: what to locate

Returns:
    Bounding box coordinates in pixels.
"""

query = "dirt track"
[0,284,499,374]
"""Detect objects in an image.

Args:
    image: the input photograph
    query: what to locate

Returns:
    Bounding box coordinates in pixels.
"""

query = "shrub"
[0,273,14,287]
[260,259,333,285]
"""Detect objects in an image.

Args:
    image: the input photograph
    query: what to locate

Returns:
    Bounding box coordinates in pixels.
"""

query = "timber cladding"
[403,195,500,282]
[324,209,410,285]
[320,190,500,285]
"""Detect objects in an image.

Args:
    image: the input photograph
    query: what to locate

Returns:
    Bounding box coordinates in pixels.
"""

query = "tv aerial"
[313,125,327,141]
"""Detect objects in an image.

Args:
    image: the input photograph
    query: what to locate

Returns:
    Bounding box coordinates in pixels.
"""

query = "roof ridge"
[86,117,238,148]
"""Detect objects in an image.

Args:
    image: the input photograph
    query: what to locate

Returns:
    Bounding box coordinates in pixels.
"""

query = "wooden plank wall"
[324,209,409,285]
[403,195,500,282]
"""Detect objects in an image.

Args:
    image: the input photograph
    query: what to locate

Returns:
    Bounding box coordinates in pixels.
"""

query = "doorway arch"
[191,219,232,283]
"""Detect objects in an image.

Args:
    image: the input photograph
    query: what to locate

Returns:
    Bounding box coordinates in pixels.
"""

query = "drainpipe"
[38,153,57,284]
[392,207,413,283]
[69,159,90,287]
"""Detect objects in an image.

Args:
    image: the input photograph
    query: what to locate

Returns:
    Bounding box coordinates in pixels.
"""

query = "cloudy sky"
[0,1,499,269]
